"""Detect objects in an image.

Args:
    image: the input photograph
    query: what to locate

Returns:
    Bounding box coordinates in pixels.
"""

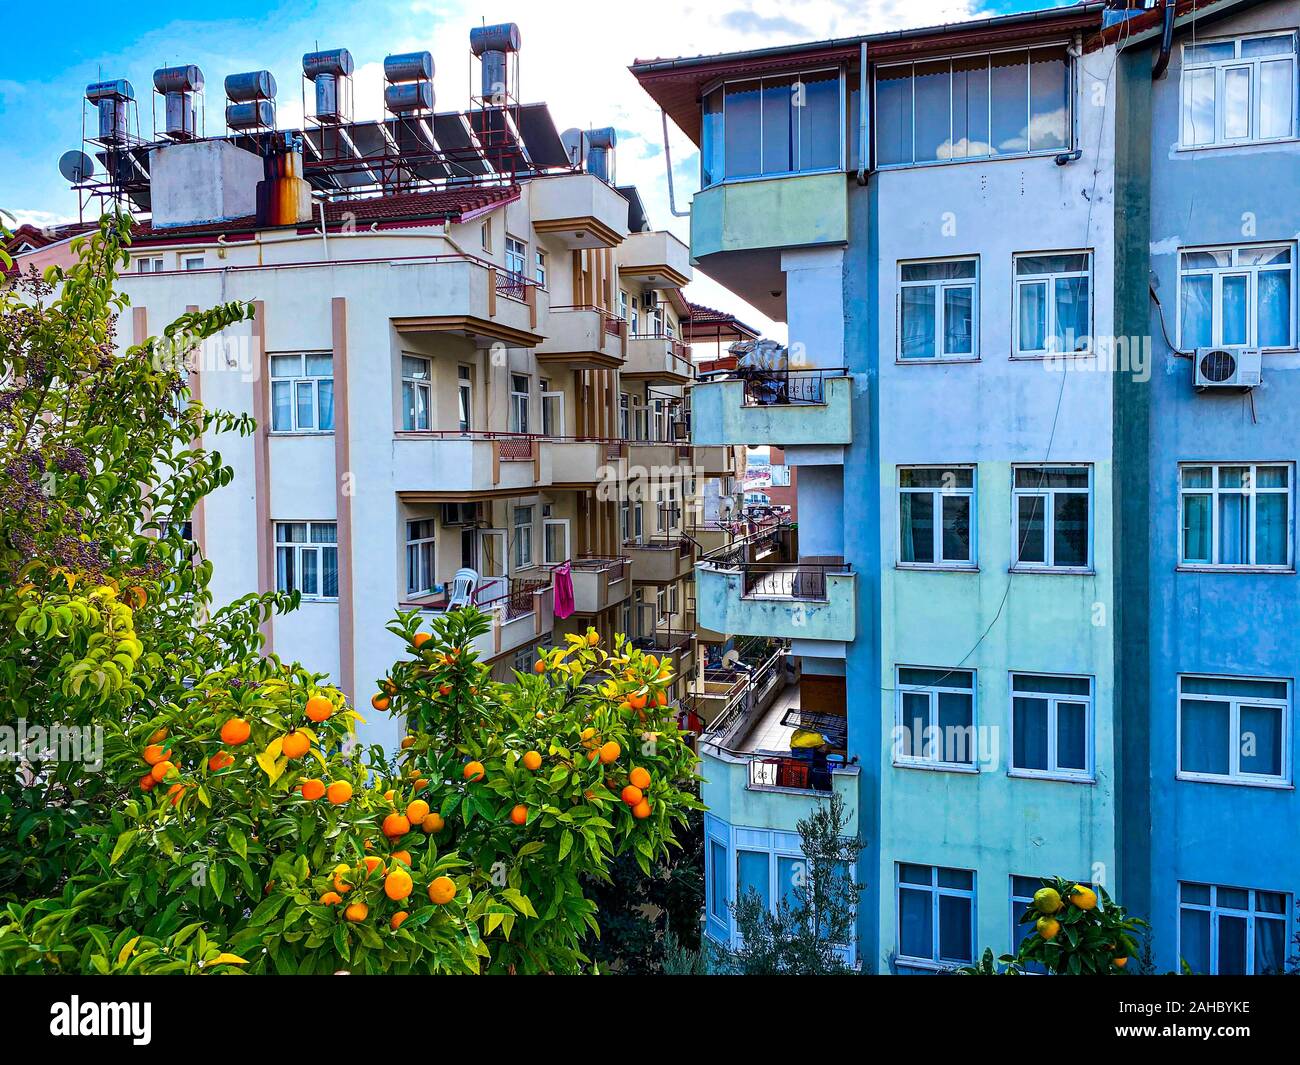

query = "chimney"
[257,132,314,226]
[586,127,616,184]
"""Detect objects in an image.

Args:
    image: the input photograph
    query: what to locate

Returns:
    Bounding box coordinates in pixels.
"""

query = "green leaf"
[110,830,137,866]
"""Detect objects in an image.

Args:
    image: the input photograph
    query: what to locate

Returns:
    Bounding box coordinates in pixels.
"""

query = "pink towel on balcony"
[552,561,575,619]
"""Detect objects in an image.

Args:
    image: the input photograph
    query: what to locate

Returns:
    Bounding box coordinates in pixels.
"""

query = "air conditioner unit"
[1194,347,1262,391]
[641,290,658,310]
[441,502,480,525]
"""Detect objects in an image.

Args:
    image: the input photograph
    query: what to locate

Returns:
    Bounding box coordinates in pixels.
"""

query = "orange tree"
[0,215,701,974]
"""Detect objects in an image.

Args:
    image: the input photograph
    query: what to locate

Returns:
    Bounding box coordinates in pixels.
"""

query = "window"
[630,297,641,335]
[619,392,631,439]
[894,667,976,769]
[401,355,431,431]
[1010,673,1094,780]
[621,500,644,544]
[534,249,547,287]
[183,255,205,270]
[1010,877,1051,972]
[1180,463,1293,568]
[1179,244,1294,350]
[1181,33,1296,149]
[1014,252,1092,355]
[700,68,843,186]
[510,374,530,434]
[160,519,194,542]
[543,518,569,566]
[619,290,630,323]
[876,46,1069,168]
[899,259,978,360]
[457,365,473,432]
[480,220,491,251]
[897,864,975,970]
[136,256,165,273]
[541,386,563,438]
[275,522,338,599]
[1178,674,1289,786]
[405,519,436,597]
[478,529,506,579]
[898,466,975,567]
[505,235,527,278]
[512,505,534,569]
[513,643,536,674]
[1179,882,1290,974]
[1012,465,1091,570]
[270,353,333,432]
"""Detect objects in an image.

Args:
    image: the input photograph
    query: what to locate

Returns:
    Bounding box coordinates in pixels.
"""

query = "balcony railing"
[739,366,847,406]
[403,574,549,619]
[741,560,850,601]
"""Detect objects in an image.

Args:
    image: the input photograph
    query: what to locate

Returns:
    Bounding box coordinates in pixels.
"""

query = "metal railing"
[741,561,851,601]
[494,269,530,302]
[403,574,549,621]
[695,365,848,407]
[748,755,833,792]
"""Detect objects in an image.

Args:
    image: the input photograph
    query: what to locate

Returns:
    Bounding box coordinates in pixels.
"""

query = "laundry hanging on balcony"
[552,560,575,620]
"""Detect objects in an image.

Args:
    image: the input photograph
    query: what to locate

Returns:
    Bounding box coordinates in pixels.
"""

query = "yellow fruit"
[587,631,599,646]
[400,736,415,750]
[384,867,413,901]
[428,876,456,905]
[522,750,542,771]
[1033,887,1063,914]
[1036,916,1061,941]
[1070,885,1098,911]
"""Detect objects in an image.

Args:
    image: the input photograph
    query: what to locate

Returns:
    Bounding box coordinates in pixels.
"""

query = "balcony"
[389,254,542,349]
[550,437,621,488]
[690,367,853,448]
[563,555,631,615]
[632,627,697,683]
[695,525,855,644]
[624,535,695,585]
[529,172,630,248]
[626,438,692,473]
[393,431,548,502]
[536,305,627,370]
[623,333,694,384]
[618,229,692,289]
[694,445,737,478]
[405,575,553,664]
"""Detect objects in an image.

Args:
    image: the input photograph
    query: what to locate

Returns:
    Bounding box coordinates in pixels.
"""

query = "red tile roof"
[4,221,99,252]
[683,301,760,341]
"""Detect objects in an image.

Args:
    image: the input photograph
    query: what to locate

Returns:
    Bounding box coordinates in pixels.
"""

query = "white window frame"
[897,465,976,568]
[1176,674,1291,787]
[1012,251,1093,357]
[478,528,507,583]
[534,248,547,287]
[405,519,437,598]
[893,666,978,771]
[510,374,530,434]
[512,505,535,570]
[1178,462,1294,570]
[480,220,491,251]
[1179,32,1298,150]
[274,521,338,601]
[543,517,570,566]
[897,257,980,361]
[1178,882,1292,975]
[1176,243,1296,351]
[136,256,165,273]
[457,364,473,432]
[1011,463,1093,572]
[541,387,564,438]
[505,234,527,278]
[182,255,205,270]
[1008,672,1095,782]
[269,352,334,433]
[895,863,976,971]
[401,354,431,431]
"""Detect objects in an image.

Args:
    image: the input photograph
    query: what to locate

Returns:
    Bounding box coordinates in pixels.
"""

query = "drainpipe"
[1152,0,1176,80]
[856,42,869,185]
[660,109,690,218]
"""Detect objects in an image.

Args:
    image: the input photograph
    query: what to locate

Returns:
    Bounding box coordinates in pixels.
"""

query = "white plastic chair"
[447,568,478,610]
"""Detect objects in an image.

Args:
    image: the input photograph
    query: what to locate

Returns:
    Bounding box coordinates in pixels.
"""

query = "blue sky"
[5,0,1069,329]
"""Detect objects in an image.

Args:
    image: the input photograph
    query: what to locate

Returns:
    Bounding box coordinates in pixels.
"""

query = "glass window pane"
[702,88,725,186]
[903,259,977,282]
[937,692,973,764]
[1017,495,1046,563]
[1183,493,1212,562]
[1223,66,1251,140]
[295,381,314,429]
[1013,696,1049,771]
[943,286,974,354]
[939,868,973,890]
[1255,491,1288,565]
[709,840,728,918]
[737,850,771,911]
[1013,674,1092,696]
[1181,882,1212,905]
[300,547,318,595]
[1259,59,1295,139]
[900,491,935,563]
[402,355,429,379]
[898,886,933,959]
[990,51,1029,154]
[900,668,972,689]
[950,55,990,158]
[1017,253,1089,275]
[941,494,971,562]
[901,285,936,359]
[1182,66,1216,146]
[797,70,841,171]
[321,547,338,598]
[1180,699,1231,775]
[1239,704,1282,777]
[901,691,930,759]
[1183,676,1287,700]
[1182,466,1213,488]
[1217,914,1248,975]
[1053,275,1090,352]
[1257,269,1292,347]
[1180,907,1212,973]
[311,523,337,543]
[1180,274,1213,347]
[777,856,805,910]
[1221,274,1248,346]
[876,65,913,166]
[899,863,933,885]
[269,354,300,378]
[1218,492,1248,565]
[913,60,951,164]
[271,380,292,432]
[1053,492,1089,567]
[1057,701,1088,771]
[278,522,307,543]
[317,380,334,431]
[1028,48,1068,151]
[761,76,793,175]
[938,894,972,962]
[1185,41,1236,64]
[275,546,294,592]
[1256,916,1287,974]
[724,81,762,178]
[1018,281,1048,351]
[304,353,332,376]
[1256,465,1289,488]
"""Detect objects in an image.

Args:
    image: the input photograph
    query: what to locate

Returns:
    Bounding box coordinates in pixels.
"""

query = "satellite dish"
[58,149,96,183]
[721,649,741,670]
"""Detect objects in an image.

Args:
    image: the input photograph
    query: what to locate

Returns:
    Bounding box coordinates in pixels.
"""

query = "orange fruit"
[587,631,600,646]
[406,799,430,825]
[412,631,432,648]
[220,718,251,745]
[627,691,647,711]
[384,867,414,901]
[139,773,155,792]
[326,780,353,805]
[147,727,168,745]
[655,691,668,707]
[150,760,175,782]
[422,812,445,834]
[143,743,171,765]
[463,761,485,782]
[599,741,621,764]
[382,812,411,839]
[510,804,528,825]
[522,750,542,771]
[344,901,369,922]
[534,660,546,673]
[304,694,333,722]
[281,731,310,759]
[413,777,429,791]
[319,891,343,905]
[1036,916,1061,940]
[629,767,651,790]
[383,789,395,804]
[390,849,412,868]
[332,864,353,893]
[208,751,234,772]
[300,778,326,801]
[371,694,390,711]
[167,783,186,806]
[632,799,652,820]
[1113,956,1128,968]
[362,855,384,878]
[390,911,409,931]
[428,876,456,905]
[400,736,415,750]
[621,785,643,806]
[439,684,451,697]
